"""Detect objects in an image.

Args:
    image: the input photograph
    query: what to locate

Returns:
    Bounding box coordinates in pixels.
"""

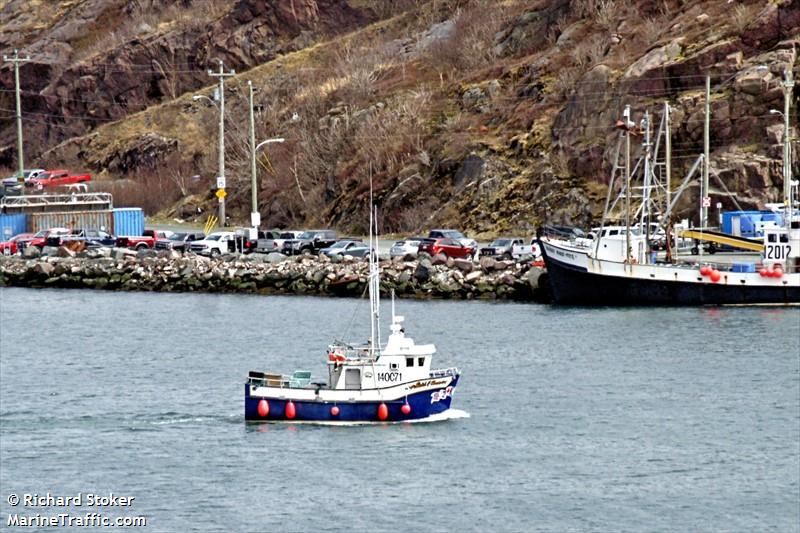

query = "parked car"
[155,232,205,252]
[29,169,91,188]
[2,169,46,190]
[480,238,525,259]
[511,238,541,259]
[389,237,427,258]
[542,225,586,240]
[418,237,476,259]
[116,229,174,250]
[188,231,236,257]
[428,229,477,252]
[282,230,338,255]
[256,230,304,253]
[49,229,116,248]
[0,232,35,255]
[319,239,367,257]
[233,228,259,254]
[26,227,72,249]
[7,232,36,251]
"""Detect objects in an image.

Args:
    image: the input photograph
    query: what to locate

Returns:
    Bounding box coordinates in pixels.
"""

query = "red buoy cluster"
[699,266,722,283]
[759,265,784,278]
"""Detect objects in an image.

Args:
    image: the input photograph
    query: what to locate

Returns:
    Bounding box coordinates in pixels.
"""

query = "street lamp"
[248,79,285,228]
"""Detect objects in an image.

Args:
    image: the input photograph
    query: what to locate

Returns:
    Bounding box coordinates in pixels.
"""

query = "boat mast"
[624,105,632,265]
[368,169,380,356]
[781,68,795,229]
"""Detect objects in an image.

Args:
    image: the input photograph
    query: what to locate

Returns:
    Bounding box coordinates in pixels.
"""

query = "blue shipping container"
[113,208,145,236]
[722,210,774,238]
[0,213,27,240]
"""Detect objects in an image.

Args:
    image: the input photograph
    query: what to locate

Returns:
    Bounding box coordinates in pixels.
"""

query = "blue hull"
[244,376,460,422]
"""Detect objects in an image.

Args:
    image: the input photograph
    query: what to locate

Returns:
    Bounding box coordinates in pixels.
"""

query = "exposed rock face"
[0,0,375,165]
[1,0,798,234]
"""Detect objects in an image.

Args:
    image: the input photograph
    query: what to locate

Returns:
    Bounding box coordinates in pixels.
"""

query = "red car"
[0,233,33,255]
[30,169,91,188]
[418,237,476,258]
[25,228,72,249]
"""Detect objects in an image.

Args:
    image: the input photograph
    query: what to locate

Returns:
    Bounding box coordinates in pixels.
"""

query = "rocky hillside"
[1,0,797,236]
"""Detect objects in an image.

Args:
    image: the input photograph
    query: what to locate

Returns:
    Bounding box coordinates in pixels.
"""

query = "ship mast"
[368,170,381,357]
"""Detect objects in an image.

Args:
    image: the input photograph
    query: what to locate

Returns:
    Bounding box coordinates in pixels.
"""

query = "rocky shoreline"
[0,248,550,302]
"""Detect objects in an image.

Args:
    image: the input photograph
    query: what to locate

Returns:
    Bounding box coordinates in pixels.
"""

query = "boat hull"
[539,239,800,306]
[244,375,460,422]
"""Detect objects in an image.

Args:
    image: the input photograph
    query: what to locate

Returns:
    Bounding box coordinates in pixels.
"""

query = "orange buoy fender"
[401,403,411,415]
[709,270,721,283]
[285,401,296,420]
[377,403,389,421]
[257,399,270,417]
[330,405,340,416]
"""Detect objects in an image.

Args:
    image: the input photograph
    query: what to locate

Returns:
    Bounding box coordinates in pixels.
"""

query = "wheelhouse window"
[344,369,361,390]
[406,357,414,367]
[768,234,776,243]
[418,357,425,367]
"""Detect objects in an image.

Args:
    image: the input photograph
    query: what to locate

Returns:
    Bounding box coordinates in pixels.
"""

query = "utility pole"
[781,68,794,229]
[3,49,31,182]
[248,80,258,228]
[207,60,235,228]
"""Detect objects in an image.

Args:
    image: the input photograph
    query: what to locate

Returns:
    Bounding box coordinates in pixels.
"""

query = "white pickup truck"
[511,238,540,259]
[480,238,541,260]
[188,231,236,257]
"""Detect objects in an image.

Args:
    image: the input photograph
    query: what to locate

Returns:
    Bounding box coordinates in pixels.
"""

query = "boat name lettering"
[430,386,453,404]
[408,379,447,389]
[554,248,575,260]
[377,372,402,382]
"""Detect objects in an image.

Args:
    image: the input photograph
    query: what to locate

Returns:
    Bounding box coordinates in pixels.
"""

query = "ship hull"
[244,375,459,422]
[539,239,800,306]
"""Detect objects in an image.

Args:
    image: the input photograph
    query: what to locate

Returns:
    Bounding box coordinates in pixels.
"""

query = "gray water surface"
[1,288,798,532]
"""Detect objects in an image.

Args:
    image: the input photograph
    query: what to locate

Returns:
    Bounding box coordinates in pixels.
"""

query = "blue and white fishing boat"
[245,202,460,423]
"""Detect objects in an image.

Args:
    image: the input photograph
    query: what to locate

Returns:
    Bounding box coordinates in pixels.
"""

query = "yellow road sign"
[215,188,227,199]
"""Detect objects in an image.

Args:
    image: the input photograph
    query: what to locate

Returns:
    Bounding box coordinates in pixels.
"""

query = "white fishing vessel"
[245,195,460,422]
[540,71,799,305]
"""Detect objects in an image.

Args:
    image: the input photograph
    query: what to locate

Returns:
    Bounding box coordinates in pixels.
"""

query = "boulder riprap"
[0,253,549,301]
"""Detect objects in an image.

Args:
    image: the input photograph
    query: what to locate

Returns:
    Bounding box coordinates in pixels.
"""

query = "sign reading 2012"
[377,372,402,382]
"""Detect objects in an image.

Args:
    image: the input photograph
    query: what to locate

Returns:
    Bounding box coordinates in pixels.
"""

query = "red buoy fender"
[759,268,768,277]
[330,405,340,416]
[257,399,269,417]
[285,401,296,420]
[401,403,411,415]
[377,403,389,421]
[700,266,710,276]
[710,270,721,283]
